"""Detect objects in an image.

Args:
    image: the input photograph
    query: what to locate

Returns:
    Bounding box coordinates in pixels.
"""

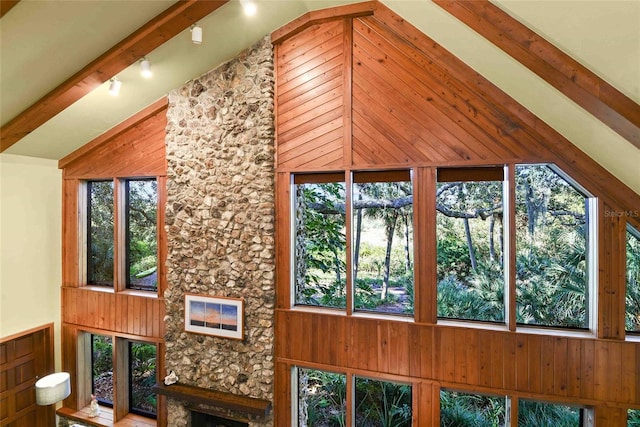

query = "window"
[354,377,412,426]
[85,178,158,292]
[293,173,346,308]
[91,334,113,406]
[129,341,157,418]
[436,167,505,323]
[518,399,590,426]
[440,389,506,426]
[292,171,414,315]
[83,332,157,420]
[88,181,114,286]
[515,165,594,329]
[626,225,640,333]
[294,368,412,426]
[296,368,346,426]
[352,171,413,316]
[126,179,158,291]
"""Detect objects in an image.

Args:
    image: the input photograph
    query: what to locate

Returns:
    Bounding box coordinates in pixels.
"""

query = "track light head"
[239,0,257,16]
[191,24,202,44]
[108,77,121,96]
[140,58,152,78]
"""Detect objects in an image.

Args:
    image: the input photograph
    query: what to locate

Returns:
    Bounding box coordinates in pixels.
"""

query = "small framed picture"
[184,294,244,340]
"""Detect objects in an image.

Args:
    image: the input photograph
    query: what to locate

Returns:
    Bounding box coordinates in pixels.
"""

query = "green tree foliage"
[355,378,412,427]
[130,342,157,415]
[88,179,158,290]
[92,334,113,404]
[440,390,506,427]
[89,181,114,285]
[626,227,640,332]
[294,182,347,307]
[127,180,158,290]
[515,165,588,328]
[298,369,346,427]
[517,400,580,427]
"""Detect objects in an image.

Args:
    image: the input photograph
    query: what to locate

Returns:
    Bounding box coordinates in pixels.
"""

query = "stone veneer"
[163,36,275,426]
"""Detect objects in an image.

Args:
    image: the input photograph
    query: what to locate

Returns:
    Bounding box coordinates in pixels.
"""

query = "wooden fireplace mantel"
[152,382,272,418]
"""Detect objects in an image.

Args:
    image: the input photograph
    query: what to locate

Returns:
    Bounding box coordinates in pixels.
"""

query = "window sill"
[58,405,156,427]
[73,286,161,299]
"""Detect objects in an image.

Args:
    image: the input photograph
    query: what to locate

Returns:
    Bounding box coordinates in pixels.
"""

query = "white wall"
[0,153,62,369]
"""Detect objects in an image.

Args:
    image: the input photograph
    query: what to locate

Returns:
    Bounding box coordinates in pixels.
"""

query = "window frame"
[625,224,640,336]
[288,163,598,335]
[79,331,159,421]
[81,177,160,294]
[435,166,507,325]
[513,164,597,333]
[292,366,413,427]
[127,340,157,419]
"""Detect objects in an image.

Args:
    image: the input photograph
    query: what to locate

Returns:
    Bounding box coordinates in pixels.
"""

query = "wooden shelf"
[152,382,271,418]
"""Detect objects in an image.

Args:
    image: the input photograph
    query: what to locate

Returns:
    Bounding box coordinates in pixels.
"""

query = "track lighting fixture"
[140,57,152,78]
[108,77,121,96]
[239,0,257,16]
[191,24,202,44]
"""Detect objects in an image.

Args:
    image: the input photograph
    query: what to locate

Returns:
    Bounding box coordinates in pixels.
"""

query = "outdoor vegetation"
[88,179,158,291]
[91,335,157,416]
[294,165,590,327]
[297,368,411,427]
[440,390,587,427]
[626,226,640,332]
[293,165,602,424]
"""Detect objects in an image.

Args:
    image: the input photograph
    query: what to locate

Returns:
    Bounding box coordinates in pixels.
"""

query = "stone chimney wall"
[163,36,275,426]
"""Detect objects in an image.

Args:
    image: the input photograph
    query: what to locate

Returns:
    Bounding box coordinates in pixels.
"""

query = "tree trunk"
[489,214,496,263]
[403,212,412,272]
[464,217,477,271]
[382,211,398,300]
[294,186,308,303]
[354,201,363,283]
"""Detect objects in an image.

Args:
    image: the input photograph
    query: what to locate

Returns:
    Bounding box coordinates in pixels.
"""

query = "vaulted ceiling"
[1,0,638,192]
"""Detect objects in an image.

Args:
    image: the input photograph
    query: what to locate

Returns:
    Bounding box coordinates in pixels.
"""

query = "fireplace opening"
[191,410,249,427]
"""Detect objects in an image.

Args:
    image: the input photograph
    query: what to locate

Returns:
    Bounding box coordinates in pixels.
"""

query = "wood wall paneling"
[59,102,167,424]
[276,21,345,170]
[0,325,54,427]
[272,2,640,424]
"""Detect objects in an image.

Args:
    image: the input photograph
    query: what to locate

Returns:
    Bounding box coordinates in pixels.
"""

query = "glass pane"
[355,377,412,426]
[515,165,589,328]
[297,368,346,427]
[127,179,158,291]
[627,226,640,332]
[518,400,581,427]
[88,181,114,286]
[629,409,640,426]
[353,177,413,315]
[129,342,157,417]
[436,180,504,322]
[440,390,506,427]
[91,334,113,405]
[294,179,346,308]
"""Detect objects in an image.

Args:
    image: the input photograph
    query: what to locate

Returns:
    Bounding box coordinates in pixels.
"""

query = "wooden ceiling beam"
[0,0,20,18]
[0,0,228,152]
[434,0,640,150]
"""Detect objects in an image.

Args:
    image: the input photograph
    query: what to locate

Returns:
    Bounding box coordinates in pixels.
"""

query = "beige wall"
[383,0,640,195]
[0,153,62,369]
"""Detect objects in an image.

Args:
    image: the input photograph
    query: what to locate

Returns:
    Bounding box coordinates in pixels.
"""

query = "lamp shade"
[35,372,71,405]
